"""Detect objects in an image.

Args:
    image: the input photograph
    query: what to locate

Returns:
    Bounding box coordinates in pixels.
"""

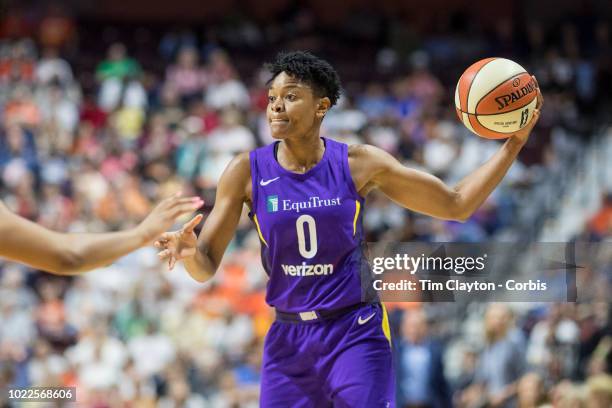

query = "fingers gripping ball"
[455,58,538,139]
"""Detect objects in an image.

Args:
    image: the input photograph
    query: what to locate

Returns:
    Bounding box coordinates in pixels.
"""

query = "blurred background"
[0,0,611,406]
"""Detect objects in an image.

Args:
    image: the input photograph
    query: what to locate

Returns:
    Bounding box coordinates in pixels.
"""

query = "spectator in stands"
[549,380,585,408]
[3,86,41,128]
[204,50,250,110]
[0,122,39,184]
[586,373,612,408]
[527,303,579,381]
[96,43,141,82]
[0,40,36,87]
[460,304,526,408]
[38,4,76,51]
[395,308,452,408]
[35,47,73,87]
[165,46,207,104]
[97,43,146,113]
[516,372,549,408]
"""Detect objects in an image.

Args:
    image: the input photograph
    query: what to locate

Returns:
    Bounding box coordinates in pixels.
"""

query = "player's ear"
[316,97,331,119]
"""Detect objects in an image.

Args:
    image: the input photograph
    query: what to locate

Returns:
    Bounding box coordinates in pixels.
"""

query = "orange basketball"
[455,58,537,139]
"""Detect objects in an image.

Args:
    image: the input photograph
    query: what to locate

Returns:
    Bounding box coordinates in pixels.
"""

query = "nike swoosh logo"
[357,312,376,325]
[260,177,280,186]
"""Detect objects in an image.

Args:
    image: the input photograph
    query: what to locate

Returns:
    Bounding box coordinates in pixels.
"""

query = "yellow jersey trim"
[381,303,392,346]
[253,214,268,247]
[353,200,361,236]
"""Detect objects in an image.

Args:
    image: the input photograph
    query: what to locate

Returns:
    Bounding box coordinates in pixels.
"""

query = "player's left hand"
[510,76,544,146]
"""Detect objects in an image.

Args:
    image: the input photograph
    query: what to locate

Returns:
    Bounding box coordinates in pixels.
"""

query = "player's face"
[267,72,327,140]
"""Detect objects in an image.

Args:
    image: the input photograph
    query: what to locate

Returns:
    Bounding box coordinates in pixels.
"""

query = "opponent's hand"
[511,75,544,146]
[136,193,203,244]
[154,214,203,270]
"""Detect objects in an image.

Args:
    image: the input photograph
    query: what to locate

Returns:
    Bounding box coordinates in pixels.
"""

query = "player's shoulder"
[217,152,252,201]
[348,143,373,158]
[348,143,391,167]
[230,151,251,168]
[227,142,279,177]
[221,152,251,184]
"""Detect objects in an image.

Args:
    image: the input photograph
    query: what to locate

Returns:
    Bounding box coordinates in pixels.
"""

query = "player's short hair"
[265,51,341,106]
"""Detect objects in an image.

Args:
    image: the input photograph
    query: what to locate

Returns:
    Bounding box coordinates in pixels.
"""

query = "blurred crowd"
[0,3,611,408]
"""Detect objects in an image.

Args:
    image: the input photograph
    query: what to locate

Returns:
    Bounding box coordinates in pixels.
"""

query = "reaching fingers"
[532,75,544,110]
[527,109,541,129]
[537,89,544,110]
[163,197,202,211]
[182,214,204,234]
[159,231,177,242]
[154,238,171,249]
[157,247,180,271]
[172,203,204,219]
[157,249,172,260]
[153,233,176,249]
[160,192,182,205]
[160,195,200,209]
[171,196,203,206]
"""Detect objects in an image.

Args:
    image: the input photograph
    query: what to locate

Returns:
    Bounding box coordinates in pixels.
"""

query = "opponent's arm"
[352,91,542,221]
[0,195,203,275]
[156,153,250,282]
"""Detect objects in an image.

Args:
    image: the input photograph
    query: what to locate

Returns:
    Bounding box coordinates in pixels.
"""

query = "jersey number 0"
[296,215,318,258]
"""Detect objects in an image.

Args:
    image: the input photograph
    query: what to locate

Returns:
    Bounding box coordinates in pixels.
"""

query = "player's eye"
[268,96,276,103]
[285,94,297,101]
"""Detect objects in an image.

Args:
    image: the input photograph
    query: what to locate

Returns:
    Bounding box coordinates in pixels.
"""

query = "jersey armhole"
[341,143,365,201]
[248,150,258,216]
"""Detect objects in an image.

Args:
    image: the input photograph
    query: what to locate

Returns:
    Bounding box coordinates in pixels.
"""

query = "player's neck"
[279,134,325,173]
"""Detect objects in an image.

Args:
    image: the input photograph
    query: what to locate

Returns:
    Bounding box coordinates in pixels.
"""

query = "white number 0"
[296,215,318,258]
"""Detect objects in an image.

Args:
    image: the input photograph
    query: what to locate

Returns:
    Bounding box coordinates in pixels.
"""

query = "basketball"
[455,57,538,139]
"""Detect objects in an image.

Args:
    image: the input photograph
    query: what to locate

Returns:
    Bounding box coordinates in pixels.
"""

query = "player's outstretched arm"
[0,194,203,275]
[351,89,543,222]
[155,152,250,282]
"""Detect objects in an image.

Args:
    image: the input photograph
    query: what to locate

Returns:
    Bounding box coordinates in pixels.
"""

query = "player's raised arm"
[156,152,250,282]
[351,89,542,222]
[0,194,203,275]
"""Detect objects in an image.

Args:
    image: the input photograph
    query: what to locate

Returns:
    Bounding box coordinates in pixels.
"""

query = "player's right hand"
[154,214,203,270]
[511,75,544,146]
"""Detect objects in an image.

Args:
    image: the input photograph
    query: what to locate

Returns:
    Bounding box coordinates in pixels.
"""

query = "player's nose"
[271,100,284,112]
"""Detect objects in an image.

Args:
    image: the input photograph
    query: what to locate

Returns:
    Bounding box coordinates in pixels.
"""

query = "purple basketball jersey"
[249,137,374,312]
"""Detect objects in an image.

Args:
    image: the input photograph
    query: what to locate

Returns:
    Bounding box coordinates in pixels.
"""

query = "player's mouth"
[270,118,290,127]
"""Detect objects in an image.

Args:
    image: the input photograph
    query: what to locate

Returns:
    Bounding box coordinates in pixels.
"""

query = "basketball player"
[0,193,203,274]
[156,51,543,407]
